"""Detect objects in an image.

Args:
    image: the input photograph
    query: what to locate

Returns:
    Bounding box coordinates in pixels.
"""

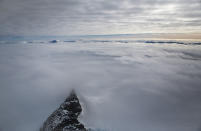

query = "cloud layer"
[0,0,201,35]
[0,38,201,131]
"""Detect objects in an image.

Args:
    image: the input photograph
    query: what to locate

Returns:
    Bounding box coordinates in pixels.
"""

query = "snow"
[0,36,201,131]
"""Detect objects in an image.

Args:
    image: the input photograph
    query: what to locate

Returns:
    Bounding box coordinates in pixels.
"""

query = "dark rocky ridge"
[41,90,86,131]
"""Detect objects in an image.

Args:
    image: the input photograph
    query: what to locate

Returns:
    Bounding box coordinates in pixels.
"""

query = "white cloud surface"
[0,37,201,131]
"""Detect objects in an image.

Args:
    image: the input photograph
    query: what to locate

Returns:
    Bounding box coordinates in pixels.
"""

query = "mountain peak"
[41,89,86,131]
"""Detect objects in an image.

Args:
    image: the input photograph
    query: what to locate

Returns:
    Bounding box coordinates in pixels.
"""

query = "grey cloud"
[0,0,201,35]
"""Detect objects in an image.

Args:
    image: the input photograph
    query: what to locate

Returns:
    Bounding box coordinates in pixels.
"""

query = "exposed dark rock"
[41,90,86,131]
[49,40,59,43]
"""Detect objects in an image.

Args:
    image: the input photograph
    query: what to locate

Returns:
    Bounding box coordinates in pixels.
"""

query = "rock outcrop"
[41,90,86,131]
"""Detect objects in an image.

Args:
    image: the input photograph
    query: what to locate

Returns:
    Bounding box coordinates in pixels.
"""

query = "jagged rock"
[41,90,86,131]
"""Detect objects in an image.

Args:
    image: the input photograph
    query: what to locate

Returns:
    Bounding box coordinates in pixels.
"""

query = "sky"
[0,0,201,35]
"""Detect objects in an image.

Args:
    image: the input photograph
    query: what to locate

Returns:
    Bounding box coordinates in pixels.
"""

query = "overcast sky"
[0,0,201,35]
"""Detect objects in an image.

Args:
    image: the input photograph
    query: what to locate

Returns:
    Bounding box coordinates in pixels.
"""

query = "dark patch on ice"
[64,40,76,43]
[27,41,45,44]
[144,40,201,45]
[179,56,201,61]
[145,40,177,44]
[181,52,201,60]
[78,51,121,58]
[179,51,201,61]
[163,49,201,61]
[41,90,86,131]
[91,40,111,43]
[163,49,178,53]
[144,55,153,58]
[115,40,129,43]
[49,40,59,43]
